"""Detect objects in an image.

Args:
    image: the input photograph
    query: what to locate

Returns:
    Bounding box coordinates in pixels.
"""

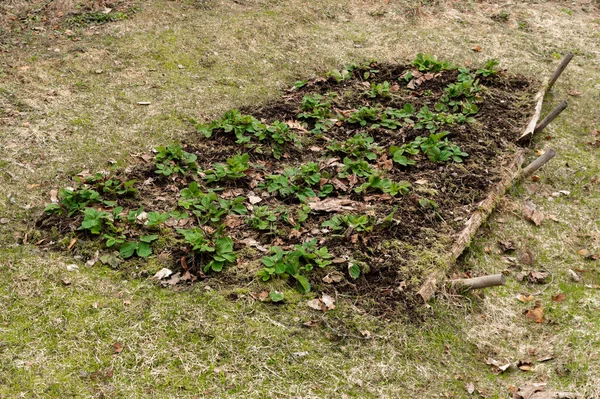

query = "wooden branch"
[547,53,574,91]
[450,274,506,290]
[534,101,567,134]
[417,151,525,302]
[516,78,548,144]
[520,148,557,178]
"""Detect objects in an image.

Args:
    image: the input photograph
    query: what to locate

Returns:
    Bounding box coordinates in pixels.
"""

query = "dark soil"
[35,62,538,316]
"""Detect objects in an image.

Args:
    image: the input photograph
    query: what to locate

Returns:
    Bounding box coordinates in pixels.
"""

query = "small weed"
[44,187,113,216]
[476,59,500,77]
[327,133,381,161]
[355,174,411,196]
[154,144,198,176]
[368,81,391,98]
[322,214,375,234]
[179,182,247,223]
[412,53,452,72]
[257,239,332,292]
[178,229,236,272]
[247,206,279,231]
[203,153,250,183]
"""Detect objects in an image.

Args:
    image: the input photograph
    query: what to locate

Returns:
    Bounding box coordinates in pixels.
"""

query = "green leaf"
[295,274,311,293]
[348,263,361,280]
[137,242,152,258]
[120,242,138,259]
[140,234,159,243]
[269,291,285,302]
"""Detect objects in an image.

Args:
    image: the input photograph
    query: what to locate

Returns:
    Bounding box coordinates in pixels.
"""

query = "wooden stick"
[516,78,548,144]
[534,101,567,134]
[547,53,574,91]
[521,148,556,178]
[450,274,506,290]
[417,151,525,302]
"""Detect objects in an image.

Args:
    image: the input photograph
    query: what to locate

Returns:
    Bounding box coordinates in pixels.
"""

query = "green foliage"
[146,212,171,227]
[298,94,334,121]
[177,229,236,272]
[84,173,138,197]
[257,239,332,293]
[345,107,380,126]
[412,132,469,163]
[44,187,106,216]
[263,163,331,202]
[368,81,391,98]
[389,144,418,167]
[322,214,375,233]
[269,291,285,302]
[154,144,198,176]
[120,235,158,259]
[418,198,439,209]
[412,53,452,72]
[179,182,247,224]
[355,174,411,196]
[78,207,117,235]
[476,59,500,77]
[197,110,266,144]
[348,262,361,279]
[339,157,375,178]
[328,133,381,161]
[204,153,250,183]
[247,206,279,231]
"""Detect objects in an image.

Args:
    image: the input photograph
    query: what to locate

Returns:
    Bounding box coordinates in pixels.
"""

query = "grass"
[1,0,600,397]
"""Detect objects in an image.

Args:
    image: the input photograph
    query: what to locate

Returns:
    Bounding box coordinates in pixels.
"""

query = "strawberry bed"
[37,55,537,314]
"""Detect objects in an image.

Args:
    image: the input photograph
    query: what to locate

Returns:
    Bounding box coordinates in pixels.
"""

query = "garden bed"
[36,55,539,314]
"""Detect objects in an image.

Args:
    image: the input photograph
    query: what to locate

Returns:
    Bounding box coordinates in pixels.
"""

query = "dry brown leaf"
[527,270,549,284]
[552,293,566,302]
[307,197,359,212]
[471,45,482,52]
[306,298,324,311]
[516,294,535,302]
[525,305,544,323]
[518,361,533,371]
[523,200,544,226]
[321,294,336,310]
[486,358,512,374]
[567,89,583,96]
[577,248,591,258]
[113,342,123,354]
[499,240,516,252]
[67,237,78,250]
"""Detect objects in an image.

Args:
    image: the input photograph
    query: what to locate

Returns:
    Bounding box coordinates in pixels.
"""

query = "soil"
[35,62,538,316]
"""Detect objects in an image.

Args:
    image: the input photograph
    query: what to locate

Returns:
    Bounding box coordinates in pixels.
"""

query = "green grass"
[1,0,600,397]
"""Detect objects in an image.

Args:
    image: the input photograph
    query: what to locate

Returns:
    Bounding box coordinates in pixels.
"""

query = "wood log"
[450,274,506,290]
[534,101,567,135]
[520,148,556,178]
[547,53,574,91]
[417,152,525,302]
[517,78,549,144]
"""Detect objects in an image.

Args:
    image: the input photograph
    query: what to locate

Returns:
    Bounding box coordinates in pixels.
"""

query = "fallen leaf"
[471,45,482,52]
[67,237,78,250]
[519,249,535,265]
[516,294,535,302]
[322,271,344,284]
[113,342,123,354]
[577,248,591,258]
[567,89,583,96]
[568,269,581,282]
[530,175,540,182]
[518,360,533,371]
[499,240,516,252]
[49,189,59,203]
[307,197,359,212]
[486,358,512,374]
[137,101,151,105]
[306,298,324,311]
[360,330,372,339]
[269,290,284,302]
[0,218,9,224]
[321,294,336,310]
[537,355,554,362]
[466,381,475,394]
[247,194,262,204]
[66,264,79,272]
[153,268,173,280]
[523,200,544,226]
[525,304,544,323]
[552,293,566,302]
[527,270,549,284]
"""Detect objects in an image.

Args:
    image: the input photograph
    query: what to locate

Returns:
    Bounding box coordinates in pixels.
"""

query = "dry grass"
[1,0,600,397]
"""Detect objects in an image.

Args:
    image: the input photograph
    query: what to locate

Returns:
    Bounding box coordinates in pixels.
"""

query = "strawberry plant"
[327,133,381,161]
[247,206,279,231]
[368,81,391,98]
[355,174,411,196]
[78,207,120,235]
[197,110,267,144]
[411,53,452,72]
[203,153,250,183]
[339,157,375,178]
[85,173,138,197]
[345,107,380,126]
[44,187,108,216]
[257,239,332,293]
[120,235,158,259]
[322,214,375,233]
[177,229,236,272]
[179,182,247,223]
[154,144,198,177]
[476,59,500,77]
[146,211,171,227]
